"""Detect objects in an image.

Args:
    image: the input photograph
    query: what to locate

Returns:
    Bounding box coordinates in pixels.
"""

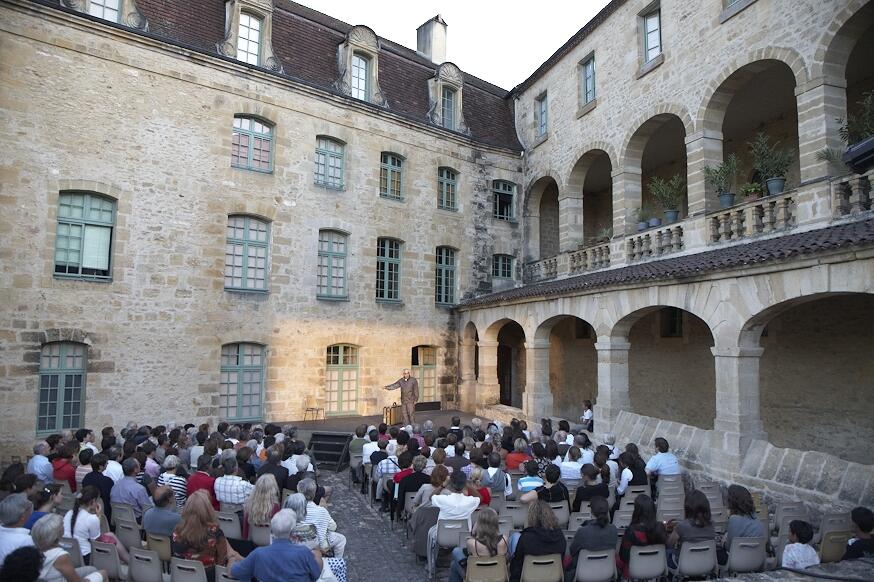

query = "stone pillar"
[558,192,584,252]
[796,79,848,182]
[612,169,642,237]
[685,129,724,216]
[594,339,632,430]
[523,340,553,419]
[523,211,541,263]
[711,346,768,469]
[458,339,477,412]
[476,340,500,406]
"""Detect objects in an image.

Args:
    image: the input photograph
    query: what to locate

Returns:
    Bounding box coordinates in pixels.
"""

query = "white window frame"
[351,53,370,101]
[643,8,662,63]
[237,12,262,66]
[582,56,596,104]
[88,0,120,22]
[536,93,548,137]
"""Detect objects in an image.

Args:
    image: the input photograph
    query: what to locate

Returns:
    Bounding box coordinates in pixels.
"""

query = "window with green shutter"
[54,192,115,281]
[435,246,456,305]
[376,237,401,301]
[220,343,265,421]
[379,153,404,199]
[492,180,516,221]
[438,167,457,210]
[231,116,273,172]
[317,230,348,299]
[314,137,345,190]
[492,254,514,279]
[325,344,359,415]
[38,343,86,434]
[225,215,270,292]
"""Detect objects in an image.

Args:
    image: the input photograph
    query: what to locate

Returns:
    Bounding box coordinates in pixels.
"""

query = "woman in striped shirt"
[157,455,188,509]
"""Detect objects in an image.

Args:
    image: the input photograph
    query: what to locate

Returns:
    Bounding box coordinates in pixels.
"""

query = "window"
[582,57,596,104]
[88,0,119,21]
[435,246,456,305]
[38,343,86,434]
[379,153,403,200]
[411,346,437,402]
[351,53,370,101]
[660,307,684,338]
[317,230,347,299]
[441,87,456,130]
[492,180,516,221]
[225,215,270,291]
[437,167,457,210]
[376,238,401,301]
[643,9,662,63]
[54,192,115,280]
[536,94,548,137]
[231,116,273,172]
[237,12,262,65]
[326,345,359,415]
[314,138,344,190]
[492,254,514,279]
[220,343,264,421]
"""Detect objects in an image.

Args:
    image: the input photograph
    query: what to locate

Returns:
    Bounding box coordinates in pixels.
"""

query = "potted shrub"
[635,206,649,232]
[818,91,874,174]
[703,153,739,208]
[740,182,762,204]
[748,132,793,195]
[595,224,613,243]
[648,174,685,224]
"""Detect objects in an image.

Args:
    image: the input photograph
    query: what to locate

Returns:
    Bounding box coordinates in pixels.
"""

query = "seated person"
[31,513,105,582]
[505,439,531,472]
[509,500,566,582]
[516,461,543,495]
[520,464,569,507]
[782,519,819,570]
[665,490,715,569]
[448,507,508,582]
[172,490,240,582]
[572,464,609,513]
[719,485,765,565]
[616,495,666,579]
[143,486,182,538]
[230,510,321,582]
[565,496,616,579]
[842,506,874,560]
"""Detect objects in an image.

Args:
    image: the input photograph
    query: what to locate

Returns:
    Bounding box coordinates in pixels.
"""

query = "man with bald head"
[384,368,419,425]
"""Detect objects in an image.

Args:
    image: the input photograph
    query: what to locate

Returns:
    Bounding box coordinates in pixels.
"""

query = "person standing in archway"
[384,369,419,425]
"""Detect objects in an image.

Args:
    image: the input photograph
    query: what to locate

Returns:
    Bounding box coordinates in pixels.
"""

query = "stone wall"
[548,318,597,421]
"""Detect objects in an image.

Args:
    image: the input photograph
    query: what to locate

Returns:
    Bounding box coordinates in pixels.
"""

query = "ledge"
[576,98,597,119]
[719,0,759,24]
[531,133,548,149]
[635,53,664,79]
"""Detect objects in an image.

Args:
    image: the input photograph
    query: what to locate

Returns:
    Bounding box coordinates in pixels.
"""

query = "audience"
[75,450,93,492]
[23,485,62,530]
[448,506,508,582]
[230,509,321,582]
[297,479,345,558]
[156,455,188,509]
[720,484,765,565]
[842,506,874,560]
[31,513,105,582]
[565,496,616,579]
[214,458,254,512]
[25,443,54,486]
[142,486,182,538]
[509,500,566,582]
[242,474,279,541]
[171,490,238,582]
[505,438,531,471]
[186,455,219,510]
[782,519,820,570]
[109,458,153,522]
[665,489,715,569]
[0,493,35,564]
[572,464,609,513]
[0,545,43,582]
[645,437,681,497]
[64,486,129,566]
[517,460,543,494]
[520,464,569,507]
[616,495,666,578]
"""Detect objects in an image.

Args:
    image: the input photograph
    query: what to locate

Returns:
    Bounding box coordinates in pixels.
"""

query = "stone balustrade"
[569,242,610,274]
[526,255,558,281]
[833,170,873,217]
[625,224,684,262]
[707,190,797,244]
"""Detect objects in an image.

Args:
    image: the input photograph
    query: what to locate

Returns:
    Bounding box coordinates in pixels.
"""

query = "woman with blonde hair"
[509,500,565,581]
[242,474,279,540]
[468,466,491,507]
[171,490,238,582]
[448,506,508,582]
[31,514,106,582]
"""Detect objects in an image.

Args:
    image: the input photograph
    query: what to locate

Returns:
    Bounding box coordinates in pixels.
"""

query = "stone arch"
[535,315,598,420]
[567,149,615,245]
[482,318,527,408]
[483,317,525,343]
[523,175,560,262]
[463,321,479,341]
[619,105,694,171]
[566,143,619,193]
[813,0,874,82]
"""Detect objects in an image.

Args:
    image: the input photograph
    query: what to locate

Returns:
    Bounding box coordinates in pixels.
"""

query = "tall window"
[326,345,359,415]
[314,138,344,190]
[441,87,456,130]
[220,343,264,421]
[437,167,457,210]
[379,153,403,199]
[660,307,684,338]
[88,0,119,21]
[582,57,596,104]
[231,116,273,172]
[238,13,262,65]
[376,238,401,301]
[536,94,548,137]
[411,346,437,402]
[492,180,516,221]
[643,9,662,63]
[435,247,456,305]
[225,215,270,291]
[317,230,347,299]
[351,54,370,101]
[38,343,86,434]
[54,192,115,280]
[492,254,514,279]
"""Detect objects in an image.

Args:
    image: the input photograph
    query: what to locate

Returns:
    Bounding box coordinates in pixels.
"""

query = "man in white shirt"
[298,478,345,558]
[0,494,35,564]
[428,471,481,573]
[103,446,124,483]
[361,429,380,461]
[25,442,54,484]
[214,458,254,511]
[560,446,584,481]
[645,437,681,497]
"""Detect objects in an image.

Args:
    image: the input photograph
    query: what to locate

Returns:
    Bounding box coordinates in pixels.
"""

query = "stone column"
[523,211,541,263]
[523,339,553,419]
[685,129,724,216]
[594,339,632,431]
[612,169,642,237]
[458,339,478,412]
[476,340,500,407]
[796,80,848,182]
[711,346,768,468]
[558,192,584,252]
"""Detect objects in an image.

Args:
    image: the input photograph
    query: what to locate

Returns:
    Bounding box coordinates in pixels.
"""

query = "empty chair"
[772,502,805,534]
[612,511,632,529]
[436,518,470,550]
[249,523,271,547]
[625,486,649,498]
[216,512,243,540]
[505,503,529,529]
[91,540,129,581]
[59,537,84,568]
[214,565,238,582]
[169,558,208,582]
[146,533,172,567]
[550,503,570,530]
[111,503,137,527]
[489,495,506,517]
[115,519,144,551]
[726,537,766,574]
[573,548,616,582]
[465,556,509,582]
[497,518,514,539]
[656,506,683,523]
[574,501,592,518]
[657,494,684,510]
[816,512,852,543]
[710,508,728,534]
[128,547,170,582]
[628,545,667,580]
[520,553,563,582]
[820,530,854,563]
[673,540,716,579]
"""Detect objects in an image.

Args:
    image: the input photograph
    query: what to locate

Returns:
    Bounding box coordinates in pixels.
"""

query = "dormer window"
[237,13,262,65]
[441,87,456,130]
[336,26,387,106]
[60,0,148,30]
[351,53,370,101]
[88,0,119,21]
[428,63,469,134]
[217,0,282,72]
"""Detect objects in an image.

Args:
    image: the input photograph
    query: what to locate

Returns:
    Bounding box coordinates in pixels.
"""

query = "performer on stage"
[384,368,419,425]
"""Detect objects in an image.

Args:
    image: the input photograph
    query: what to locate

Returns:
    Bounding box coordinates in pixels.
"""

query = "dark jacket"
[445,455,471,472]
[396,471,430,517]
[572,482,609,512]
[565,519,618,578]
[256,462,289,491]
[510,527,566,582]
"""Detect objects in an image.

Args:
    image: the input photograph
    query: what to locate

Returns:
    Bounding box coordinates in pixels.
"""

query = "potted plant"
[748,132,793,195]
[635,206,649,232]
[740,182,762,204]
[703,153,739,208]
[595,224,613,243]
[817,90,874,174]
[648,174,685,224]
[648,207,662,229]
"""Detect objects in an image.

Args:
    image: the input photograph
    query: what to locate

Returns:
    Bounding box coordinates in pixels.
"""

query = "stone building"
[1,0,873,514]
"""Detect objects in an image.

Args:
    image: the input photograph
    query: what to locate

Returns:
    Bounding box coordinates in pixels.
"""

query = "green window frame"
[644,9,662,63]
[376,237,401,302]
[54,192,115,281]
[435,246,456,306]
[88,0,119,21]
[237,12,262,66]
[315,137,345,190]
[536,94,548,137]
[220,343,265,422]
[411,345,437,402]
[441,87,456,130]
[351,53,370,101]
[380,153,404,200]
[438,167,458,210]
[37,342,86,435]
[492,254,514,279]
[317,229,348,299]
[231,116,273,173]
[583,57,596,104]
[492,180,516,221]
[225,215,270,292]
[325,344,359,415]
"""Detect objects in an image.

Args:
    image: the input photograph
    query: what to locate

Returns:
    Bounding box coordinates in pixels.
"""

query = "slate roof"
[36,0,522,151]
[460,219,874,308]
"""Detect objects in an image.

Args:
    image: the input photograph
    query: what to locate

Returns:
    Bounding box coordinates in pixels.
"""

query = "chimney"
[416,15,447,63]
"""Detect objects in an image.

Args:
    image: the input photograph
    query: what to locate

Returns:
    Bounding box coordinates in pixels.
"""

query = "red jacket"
[52,458,76,492]
[187,471,219,510]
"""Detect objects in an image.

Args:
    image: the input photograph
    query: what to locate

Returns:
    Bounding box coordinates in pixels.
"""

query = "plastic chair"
[219,502,242,514]
[217,512,243,540]
[128,547,170,582]
[816,512,852,543]
[169,558,207,582]
[573,548,616,582]
[111,503,137,527]
[215,565,239,582]
[563,531,576,555]
[91,540,129,581]
[348,454,363,489]
[575,501,592,518]
[656,494,684,510]
[520,553,563,582]
[674,540,716,578]
[465,556,509,582]
[625,486,649,498]
[59,537,83,568]
[656,505,683,523]
[568,513,588,532]
[612,510,632,529]
[115,518,144,551]
[710,508,728,534]
[772,502,805,534]
[726,537,766,574]
[819,530,853,563]
[436,518,470,549]
[146,533,172,568]
[249,523,271,546]
[505,502,528,529]
[628,545,667,580]
[550,503,570,529]
[497,518,514,539]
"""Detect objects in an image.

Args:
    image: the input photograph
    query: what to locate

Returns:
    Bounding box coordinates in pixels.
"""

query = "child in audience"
[781,520,819,570]
[842,506,874,560]
[517,461,543,494]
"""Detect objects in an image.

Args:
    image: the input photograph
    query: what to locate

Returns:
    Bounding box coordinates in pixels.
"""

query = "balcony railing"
[833,170,873,217]
[626,224,684,262]
[570,242,610,274]
[707,190,796,243]
[526,256,558,281]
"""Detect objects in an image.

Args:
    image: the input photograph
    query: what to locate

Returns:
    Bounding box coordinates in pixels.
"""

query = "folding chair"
[169,558,208,582]
[771,502,805,534]
[146,533,172,571]
[815,512,852,544]
[215,565,239,582]
[111,503,137,527]
[217,512,243,540]
[91,540,129,581]
[465,556,509,582]
[520,553,563,582]
[568,513,588,532]
[436,518,470,549]
[563,531,576,555]
[710,508,728,534]
[656,505,683,523]
[575,501,592,518]
[673,540,716,579]
[612,510,632,529]
[628,545,667,580]
[219,502,242,514]
[249,523,271,546]
[819,530,853,563]
[549,503,570,530]
[115,518,144,551]
[128,547,170,582]
[59,537,83,568]
[625,486,649,498]
[348,454,363,489]
[505,502,528,529]
[573,548,616,582]
[726,537,766,574]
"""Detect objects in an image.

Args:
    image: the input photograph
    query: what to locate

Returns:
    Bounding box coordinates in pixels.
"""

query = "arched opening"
[569,150,614,246]
[463,321,479,381]
[496,321,526,408]
[844,10,874,135]
[536,316,597,421]
[539,183,560,258]
[745,293,874,464]
[627,115,688,221]
[524,176,560,261]
[616,306,715,429]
